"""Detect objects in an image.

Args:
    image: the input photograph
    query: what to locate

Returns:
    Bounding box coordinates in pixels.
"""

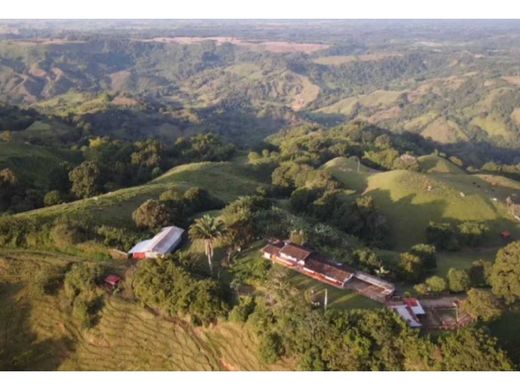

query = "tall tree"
[189,215,227,274]
[69,161,102,199]
[490,241,520,304]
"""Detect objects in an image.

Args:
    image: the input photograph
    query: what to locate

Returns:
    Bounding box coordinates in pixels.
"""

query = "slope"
[0,249,293,371]
[324,157,520,248]
[14,159,265,227]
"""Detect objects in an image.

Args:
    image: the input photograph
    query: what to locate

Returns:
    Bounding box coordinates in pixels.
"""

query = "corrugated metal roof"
[392,305,422,328]
[128,226,184,255]
[129,239,153,254]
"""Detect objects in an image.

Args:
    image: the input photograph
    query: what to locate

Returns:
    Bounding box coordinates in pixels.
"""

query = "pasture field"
[0,249,293,371]
[15,158,265,227]
[324,156,520,248]
[0,142,80,190]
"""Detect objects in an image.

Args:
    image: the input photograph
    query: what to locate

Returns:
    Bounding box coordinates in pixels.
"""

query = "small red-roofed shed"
[104,274,121,288]
[500,230,512,240]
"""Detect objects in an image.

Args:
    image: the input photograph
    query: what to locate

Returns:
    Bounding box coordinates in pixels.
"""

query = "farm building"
[388,298,425,328]
[261,240,354,288]
[261,239,395,301]
[500,230,512,240]
[104,274,121,288]
[129,225,184,260]
[345,271,395,302]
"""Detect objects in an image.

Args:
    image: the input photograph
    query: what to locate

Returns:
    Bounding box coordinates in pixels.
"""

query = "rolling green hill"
[0,249,292,370]
[324,156,520,248]
[0,142,80,190]
[16,158,265,227]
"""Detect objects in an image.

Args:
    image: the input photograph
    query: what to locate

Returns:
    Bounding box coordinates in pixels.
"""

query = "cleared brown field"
[138,36,329,54]
[313,53,402,66]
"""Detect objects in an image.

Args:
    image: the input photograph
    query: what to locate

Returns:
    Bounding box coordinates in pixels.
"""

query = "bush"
[183,187,224,214]
[425,276,447,294]
[132,257,230,326]
[159,186,184,203]
[132,199,171,230]
[63,262,104,303]
[426,222,458,251]
[50,219,87,248]
[96,225,141,250]
[229,296,257,323]
[457,222,489,247]
[410,244,437,269]
[399,252,424,282]
[43,190,65,207]
[259,332,284,364]
[462,288,504,322]
[447,268,471,293]
[469,259,493,287]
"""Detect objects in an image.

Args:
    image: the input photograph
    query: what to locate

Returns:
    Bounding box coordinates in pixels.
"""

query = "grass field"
[0,249,293,371]
[324,157,520,248]
[0,142,81,190]
[417,154,465,174]
[16,158,265,227]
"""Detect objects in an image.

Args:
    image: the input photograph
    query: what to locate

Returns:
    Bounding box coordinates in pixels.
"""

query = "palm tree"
[189,215,227,274]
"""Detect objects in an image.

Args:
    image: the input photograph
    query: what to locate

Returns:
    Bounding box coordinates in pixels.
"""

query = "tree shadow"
[0,282,76,370]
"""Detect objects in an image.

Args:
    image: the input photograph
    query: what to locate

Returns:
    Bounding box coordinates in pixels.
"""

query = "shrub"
[63,262,104,303]
[229,296,257,323]
[425,276,447,294]
[462,288,504,322]
[457,222,489,247]
[50,219,87,248]
[259,332,284,364]
[447,268,471,293]
[132,199,171,230]
[399,252,424,282]
[43,190,65,207]
[469,260,493,287]
[410,244,437,269]
[132,257,230,326]
[426,222,458,251]
[159,186,184,203]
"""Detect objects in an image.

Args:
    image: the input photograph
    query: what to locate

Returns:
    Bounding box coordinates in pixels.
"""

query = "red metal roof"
[279,243,313,261]
[104,274,121,286]
[261,244,282,257]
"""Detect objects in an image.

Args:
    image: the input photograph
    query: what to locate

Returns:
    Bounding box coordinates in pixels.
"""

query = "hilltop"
[324,155,519,248]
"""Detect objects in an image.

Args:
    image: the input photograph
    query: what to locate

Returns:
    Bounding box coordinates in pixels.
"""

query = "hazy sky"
[2,0,520,19]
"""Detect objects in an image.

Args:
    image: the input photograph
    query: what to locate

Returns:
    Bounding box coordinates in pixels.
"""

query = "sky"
[2,0,520,19]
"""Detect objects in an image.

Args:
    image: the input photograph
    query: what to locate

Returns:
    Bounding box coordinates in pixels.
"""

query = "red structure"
[500,230,512,240]
[261,240,354,288]
[104,274,121,288]
[260,239,395,302]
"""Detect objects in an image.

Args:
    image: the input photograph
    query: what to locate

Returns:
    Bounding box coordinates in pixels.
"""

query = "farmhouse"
[261,239,354,288]
[261,239,395,301]
[129,225,185,260]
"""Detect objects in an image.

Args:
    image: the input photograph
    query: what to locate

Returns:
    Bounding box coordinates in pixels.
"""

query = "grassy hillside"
[0,249,292,370]
[417,154,466,174]
[324,156,520,248]
[0,142,80,190]
[16,158,265,227]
